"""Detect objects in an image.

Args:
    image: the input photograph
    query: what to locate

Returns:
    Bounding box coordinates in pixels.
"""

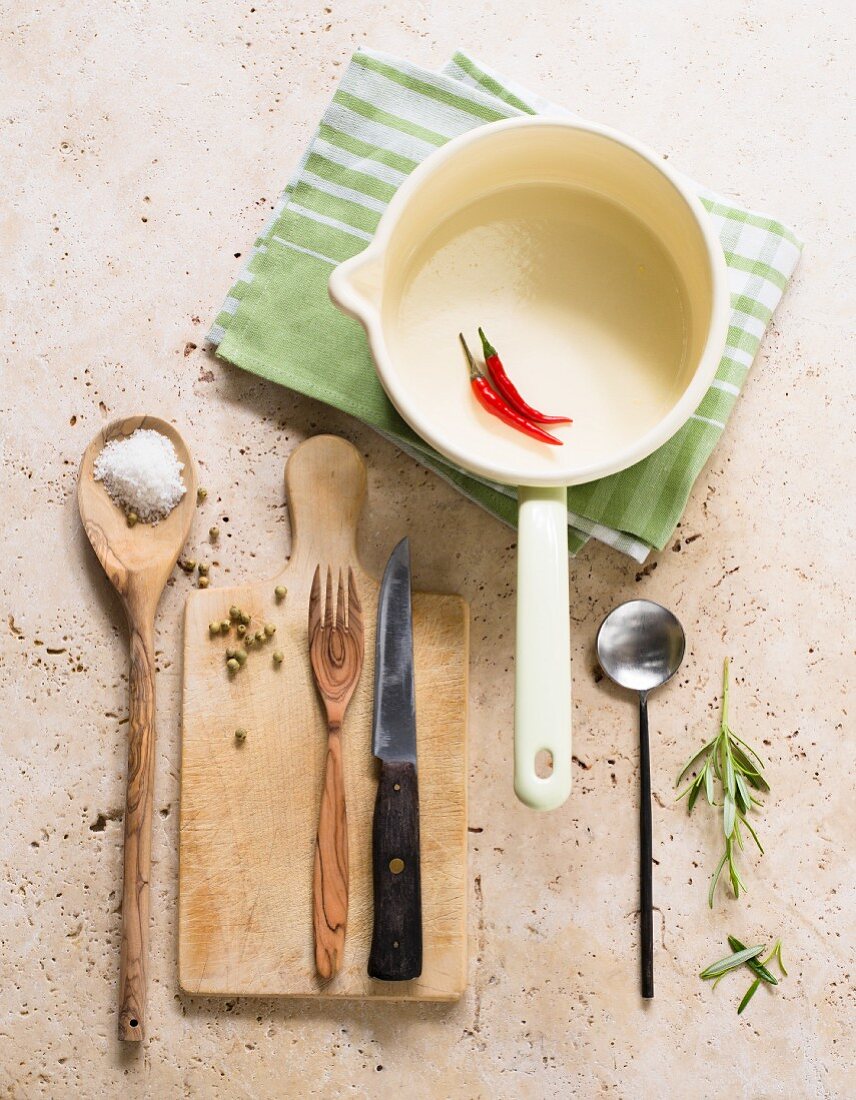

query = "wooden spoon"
[78,415,196,1041]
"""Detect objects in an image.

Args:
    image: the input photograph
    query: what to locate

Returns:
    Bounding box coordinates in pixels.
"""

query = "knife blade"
[368,536,422,981]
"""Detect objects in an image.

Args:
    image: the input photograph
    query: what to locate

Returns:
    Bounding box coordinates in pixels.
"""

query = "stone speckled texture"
[2,1,853,1096]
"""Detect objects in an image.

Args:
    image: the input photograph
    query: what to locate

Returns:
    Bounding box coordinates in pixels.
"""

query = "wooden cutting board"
[178,435,469,1000]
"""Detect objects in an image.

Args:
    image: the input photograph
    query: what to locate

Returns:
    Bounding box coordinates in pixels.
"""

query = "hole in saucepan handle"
[534,749,554,778]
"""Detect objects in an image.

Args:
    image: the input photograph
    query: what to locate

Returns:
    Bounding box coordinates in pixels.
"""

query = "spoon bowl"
[78,415,197,593]
[78,415,196,1042]
[596,598,686,1001]
[597,599,685,695]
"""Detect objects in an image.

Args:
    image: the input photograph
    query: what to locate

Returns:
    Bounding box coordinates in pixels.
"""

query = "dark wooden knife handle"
[368,760,422,981]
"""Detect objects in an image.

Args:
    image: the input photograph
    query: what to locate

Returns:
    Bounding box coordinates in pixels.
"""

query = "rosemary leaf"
[735,772,752,814]
[677,740,717,783]
[700,944,765,980]
[725,752,736,798]
[705,766,714,805]
[731,741,770,788]
[708,850,728,908]
[738,978,761,1014]
[731,730,767,767]
[676,780,695,802]
[723,793,736,838]
[740,812,765,855]
[728,847,744,898]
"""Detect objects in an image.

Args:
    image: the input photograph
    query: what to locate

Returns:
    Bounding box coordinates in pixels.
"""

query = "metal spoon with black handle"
[597,599,685,998]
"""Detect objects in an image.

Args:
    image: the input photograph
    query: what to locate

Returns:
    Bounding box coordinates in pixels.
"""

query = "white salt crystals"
[94,428,186,523]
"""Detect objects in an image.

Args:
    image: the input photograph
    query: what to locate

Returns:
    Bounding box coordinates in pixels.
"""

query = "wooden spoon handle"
[313,727,348,979]
[118,615,157,1040]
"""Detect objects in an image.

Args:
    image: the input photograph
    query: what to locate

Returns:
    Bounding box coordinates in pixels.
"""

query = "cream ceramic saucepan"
[329,117,729,811]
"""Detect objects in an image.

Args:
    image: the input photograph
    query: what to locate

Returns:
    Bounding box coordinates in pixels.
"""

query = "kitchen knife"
[368,536,422,981]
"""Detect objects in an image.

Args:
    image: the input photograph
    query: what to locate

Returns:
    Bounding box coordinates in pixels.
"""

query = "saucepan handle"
[515,486,572,810]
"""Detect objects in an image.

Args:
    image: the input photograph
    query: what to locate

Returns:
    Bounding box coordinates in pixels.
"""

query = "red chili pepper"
[459,334,562,446]
[478,327,572,425]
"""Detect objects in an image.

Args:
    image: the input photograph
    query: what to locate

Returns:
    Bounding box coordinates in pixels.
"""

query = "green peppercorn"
[229,606,241,621]
[179,558,197,573]
[234,727,247,742]
[226,658,240,673]
[274,585,287,602]
[264,623,276,637]
[198,576,210,589]
[225,647,237,660]
[197,487,208,502]
[235,648,248,665]
[273,650,284,665]
[239,611,250,626]
[255,631,266,645]
[209,526,219,542]
[236,623,246,637]
[219,620,229,634]
[208,622,220,637]
[126,512,138,528]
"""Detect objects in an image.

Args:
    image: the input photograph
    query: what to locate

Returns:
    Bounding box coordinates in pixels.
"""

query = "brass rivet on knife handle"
[308,564,364,979]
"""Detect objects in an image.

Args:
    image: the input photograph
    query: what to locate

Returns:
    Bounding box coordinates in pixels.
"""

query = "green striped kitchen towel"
[210,49,802,561]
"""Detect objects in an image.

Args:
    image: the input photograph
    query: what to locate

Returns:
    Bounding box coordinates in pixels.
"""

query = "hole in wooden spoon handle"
[119,1010,144,1042]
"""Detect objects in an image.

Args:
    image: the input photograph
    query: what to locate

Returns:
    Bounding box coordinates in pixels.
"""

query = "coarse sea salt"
[94,428,186,523]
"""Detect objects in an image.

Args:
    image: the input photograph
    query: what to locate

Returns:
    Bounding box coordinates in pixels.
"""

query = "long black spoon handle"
[639,692,654,998]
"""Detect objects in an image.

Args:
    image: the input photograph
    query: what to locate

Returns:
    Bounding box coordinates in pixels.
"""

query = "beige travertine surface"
[2,1,853,1096]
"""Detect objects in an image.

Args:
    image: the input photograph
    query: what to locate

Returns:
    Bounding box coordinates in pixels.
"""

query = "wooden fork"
[308,565,364,979]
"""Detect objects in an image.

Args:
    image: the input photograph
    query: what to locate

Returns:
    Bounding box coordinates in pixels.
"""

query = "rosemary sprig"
[701,936,787,1014]
[677,659,769,906]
